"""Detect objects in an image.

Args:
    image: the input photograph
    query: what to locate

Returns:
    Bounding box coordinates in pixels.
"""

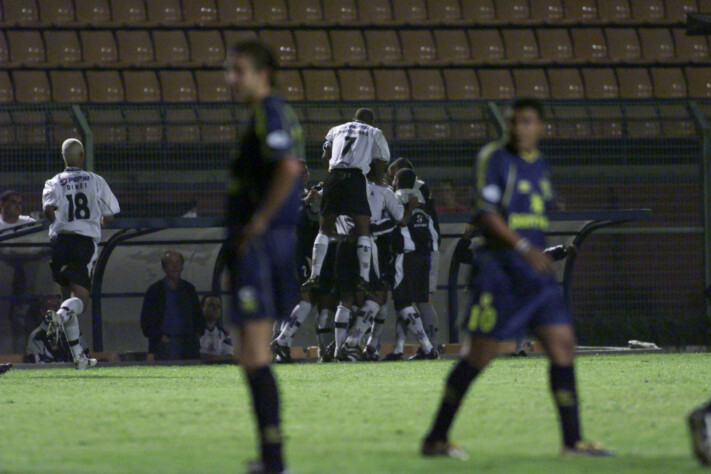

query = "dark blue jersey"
[472,140,555,249]
[227,95,305,229]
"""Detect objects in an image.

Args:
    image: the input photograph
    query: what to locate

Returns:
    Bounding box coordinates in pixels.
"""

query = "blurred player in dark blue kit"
[224,39,304,474]
[422,98,613,459]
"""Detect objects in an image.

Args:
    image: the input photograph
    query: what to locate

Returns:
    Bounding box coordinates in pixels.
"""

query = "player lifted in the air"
[301,108,390,296]
[43,138,120,370]
[224,39,303,474]
[421,98,613,459]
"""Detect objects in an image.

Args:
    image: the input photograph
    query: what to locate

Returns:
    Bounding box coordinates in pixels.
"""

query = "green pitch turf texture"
[1,353,709,473]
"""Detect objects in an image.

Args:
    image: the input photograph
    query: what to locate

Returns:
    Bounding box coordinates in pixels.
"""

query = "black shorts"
[392,252,431,305]
[320,168,371,217]
[50,233,99,291]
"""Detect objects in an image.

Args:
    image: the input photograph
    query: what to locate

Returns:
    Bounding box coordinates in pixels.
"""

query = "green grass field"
[1,353,710,473]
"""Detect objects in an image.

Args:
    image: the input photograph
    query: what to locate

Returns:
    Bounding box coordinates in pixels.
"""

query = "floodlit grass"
[1,354,710,473]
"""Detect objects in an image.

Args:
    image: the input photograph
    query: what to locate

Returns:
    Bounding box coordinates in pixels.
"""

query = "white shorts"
[428,249,440,294]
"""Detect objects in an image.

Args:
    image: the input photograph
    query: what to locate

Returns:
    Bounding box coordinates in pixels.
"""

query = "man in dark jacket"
[140,250,204,360]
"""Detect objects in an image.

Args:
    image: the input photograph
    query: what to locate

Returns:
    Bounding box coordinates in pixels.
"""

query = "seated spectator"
[26,295,81,363]
[140,251,204,361]
[199,295,233,358]
[435,180,467,214]
[0,190,36,230]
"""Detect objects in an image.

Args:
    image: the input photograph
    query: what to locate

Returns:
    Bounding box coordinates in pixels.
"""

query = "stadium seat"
[664,0,697,22]
[188,30,225,66]
[159,71,197,102]
[146,0,182,25]
[275,70,304,100]
[434,30,471,64]
[685,67,711,97]
[673,28,709,62]
[44,31,81,66]
[659,104,694,136]
[50,71,87,102]
[537,29,574,62]
[414,105,451,139]
[259,30,296,64]
[216,0,252,25]
[639,28,674,61]
[165,110,199,142]
[588,104,623,137]
[223,30,258,50]
[400,30,437,64]
[294,30,332,65]
[111,0,147,25]
[13,108,49,143]
[597,0,631,22]
[461,0,496,22]
[182,0,218,25]
[0,72,15,102]
[513,69,550,98]
[38,0,75,25]
[13,70,50,102]
[86,70,124,101]
[357,0,393,24]
[322,0,357,24]
[616,68,653,98]
[338,69,375,100]
[581,68,619,98]
[153,31,190,66]
[478,70,515,98]
[605,29,641,62]
[373,69,410,100]
[0,35,10,67]
[626,105,660,137]
[548,69,584,98]
[287,0,323,24]
[630,0,665,21]
[330,31,367,65]
[562,0,598,22]
[502,29,539,62]
[409,70,445,100]
[650,67,686,97]
[198,107,235,142]
[253,0,288,24]
[7,31,45,66]
[74,0,111,25]
[123,71,161,102]
[571,28,608,62]
[392,0,427,24]
[80,31,118,66]
[116,31,155,66]
[365,30,402,64]
[496,0,531,22]
[443,69,480,99]
[303,70,340,100]
[195,70,231,101]
[3,0,40,25]
[468,30,505,64]
[530,0,564,23]
[426,0,463,23]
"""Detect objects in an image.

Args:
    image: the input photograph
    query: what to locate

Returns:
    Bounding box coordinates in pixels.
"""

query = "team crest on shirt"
[517,180,532,193]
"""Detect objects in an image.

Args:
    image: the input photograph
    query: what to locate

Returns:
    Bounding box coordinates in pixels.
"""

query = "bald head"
[62,138,84,167]
[354,108,375,125]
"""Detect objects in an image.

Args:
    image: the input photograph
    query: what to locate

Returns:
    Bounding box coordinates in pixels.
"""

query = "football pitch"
[1,353,709,473]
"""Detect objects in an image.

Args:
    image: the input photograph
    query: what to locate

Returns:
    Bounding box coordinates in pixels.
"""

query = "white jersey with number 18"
[325,121,390,175]
[42,167,120,241]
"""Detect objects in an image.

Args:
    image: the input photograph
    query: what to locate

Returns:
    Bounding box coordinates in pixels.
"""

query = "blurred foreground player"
[43,138,120,370]
[225,40,304,474]
[422,98,613,459]
[689,399,711,466]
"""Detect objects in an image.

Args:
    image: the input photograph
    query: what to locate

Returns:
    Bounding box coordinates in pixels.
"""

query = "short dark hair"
[394,168,417,190]
[161,250,184,268]
[0,190,20,205]
[230,40,278,86]
[354,108,375,125]
[512,97,545,121]
[201,294,221,307]
[388,157,413,175]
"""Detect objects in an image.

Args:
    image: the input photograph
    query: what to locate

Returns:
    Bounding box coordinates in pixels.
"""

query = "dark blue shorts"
[229,227,298,325]
[465,249,571,340]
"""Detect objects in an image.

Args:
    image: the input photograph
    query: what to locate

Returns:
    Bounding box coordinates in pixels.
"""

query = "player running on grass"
[224,39,304,474]
[43,138,120,370]
[421,98,613,459]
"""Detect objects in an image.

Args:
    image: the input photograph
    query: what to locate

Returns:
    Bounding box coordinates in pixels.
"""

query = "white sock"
[276,301,312,346]
[418,301,439,347]
[316,308,334,349]
[356,236,371,282]
[399,307,433,353]
[393,316,406,354]
[366,305,387,349]
[63,313,84,360]
[334,305,351,352]
[56,297,83,324]
[345,300,380,347]
[310,233,330,278]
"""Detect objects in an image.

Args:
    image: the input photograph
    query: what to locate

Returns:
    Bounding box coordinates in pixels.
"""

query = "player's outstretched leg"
[364,305,387,361]
[271,300,313,363]
[302,232,330,292]
[342,300,379,361]
[383,317,407,361]
[418,300,440,349]
[315,308,334,362]
[688,399,711,466]
[397,307,438,360]
[333,305,351,359]
[50,296,96,370]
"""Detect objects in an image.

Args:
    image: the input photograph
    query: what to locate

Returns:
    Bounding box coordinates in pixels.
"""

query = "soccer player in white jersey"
[301,108,391,297]
[42,139,120,370]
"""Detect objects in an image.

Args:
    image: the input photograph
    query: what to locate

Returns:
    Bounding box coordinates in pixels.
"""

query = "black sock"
[550,364,582,448]
[705,397,711,412]
[426,359,480,443]
[246,366,284,472]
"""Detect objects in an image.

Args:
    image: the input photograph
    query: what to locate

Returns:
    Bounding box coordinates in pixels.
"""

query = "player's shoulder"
[477,140,506,160]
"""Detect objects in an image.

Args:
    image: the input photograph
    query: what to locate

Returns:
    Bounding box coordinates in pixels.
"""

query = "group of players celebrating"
[270,107,443,364]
